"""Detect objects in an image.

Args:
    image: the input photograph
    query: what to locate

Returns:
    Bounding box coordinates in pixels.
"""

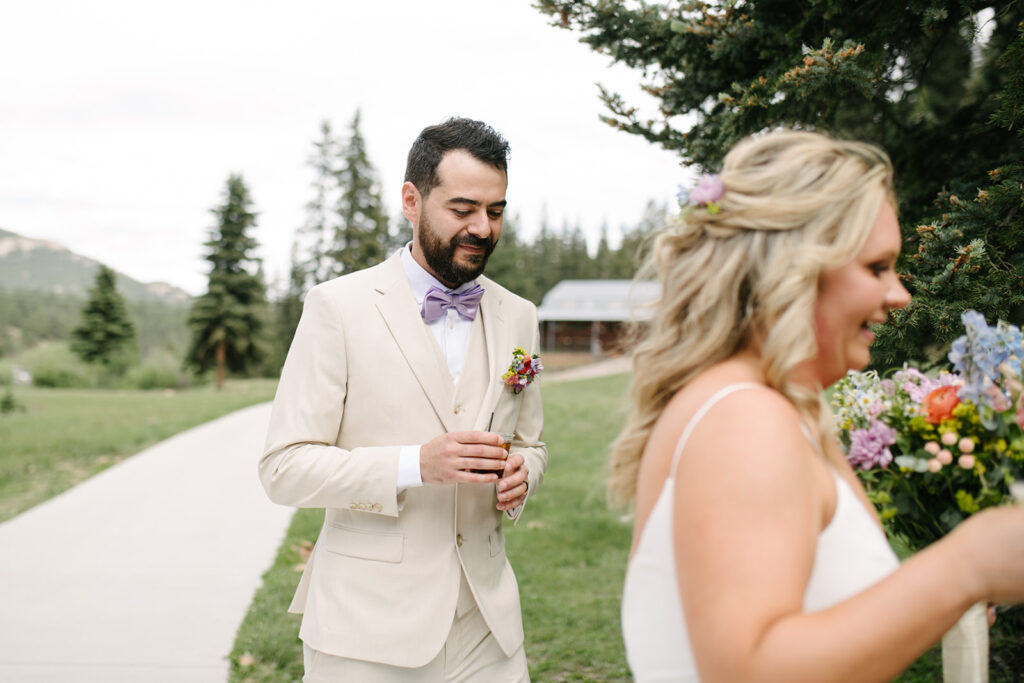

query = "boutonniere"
[502,347,543,394]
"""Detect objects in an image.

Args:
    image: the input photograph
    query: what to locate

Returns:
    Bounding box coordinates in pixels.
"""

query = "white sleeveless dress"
[621,383,900,682]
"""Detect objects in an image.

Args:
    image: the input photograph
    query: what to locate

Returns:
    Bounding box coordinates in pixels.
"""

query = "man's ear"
[401,181,420,225]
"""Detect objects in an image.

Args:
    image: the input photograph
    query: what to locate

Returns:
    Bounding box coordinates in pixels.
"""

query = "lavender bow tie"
[420,284,485,322]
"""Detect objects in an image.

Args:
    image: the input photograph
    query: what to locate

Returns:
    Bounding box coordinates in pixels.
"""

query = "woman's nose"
[885,275,911,310]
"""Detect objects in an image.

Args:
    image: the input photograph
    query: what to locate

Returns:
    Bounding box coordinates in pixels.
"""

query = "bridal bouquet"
[832,310,1024,551]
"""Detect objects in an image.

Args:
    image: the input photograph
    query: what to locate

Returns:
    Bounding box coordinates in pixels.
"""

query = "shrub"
[20,342,97,388]
[0,358,13,387]
[0,387,21,413]
[123,350,193,390]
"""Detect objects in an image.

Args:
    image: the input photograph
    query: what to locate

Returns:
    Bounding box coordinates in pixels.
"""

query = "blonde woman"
[617,129,1024,682]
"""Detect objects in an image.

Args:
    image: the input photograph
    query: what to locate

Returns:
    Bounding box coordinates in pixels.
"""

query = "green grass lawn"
[230,373,635,682]
[0,378,278,522]
[227,372,1019,682]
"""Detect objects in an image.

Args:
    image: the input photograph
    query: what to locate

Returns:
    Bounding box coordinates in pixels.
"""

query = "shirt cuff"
[397,444,424,493]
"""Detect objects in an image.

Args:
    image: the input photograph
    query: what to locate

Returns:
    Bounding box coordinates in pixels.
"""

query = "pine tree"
[269,241,307,373]
[299,121,338,286]
[875,21,1024,368]
[537,1,1024,364]
[530,217,566,304]
[327,109,391,278]
[186,174,267,389]
[561,222,595,280]
[595,224,614,279]
[70,265,136,373]
[482,213,527,297]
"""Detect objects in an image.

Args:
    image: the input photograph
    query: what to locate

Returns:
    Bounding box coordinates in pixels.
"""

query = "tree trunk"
[216,339,226,390]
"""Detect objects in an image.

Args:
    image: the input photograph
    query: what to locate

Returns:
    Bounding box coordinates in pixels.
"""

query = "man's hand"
[497,454,529,512]
[420,431,507,485]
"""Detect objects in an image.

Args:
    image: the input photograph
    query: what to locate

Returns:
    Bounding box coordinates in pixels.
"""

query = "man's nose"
[466,211,491,237]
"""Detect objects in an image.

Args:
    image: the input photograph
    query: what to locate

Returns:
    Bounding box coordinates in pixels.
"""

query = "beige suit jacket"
[259,252,547,667]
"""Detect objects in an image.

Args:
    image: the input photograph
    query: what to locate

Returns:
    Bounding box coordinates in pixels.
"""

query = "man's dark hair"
[404,117,510,197]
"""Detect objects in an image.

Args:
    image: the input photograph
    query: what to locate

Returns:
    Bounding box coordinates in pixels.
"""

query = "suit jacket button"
[454,405,462,414]
[372,503,382,512]
[456,533,463,547]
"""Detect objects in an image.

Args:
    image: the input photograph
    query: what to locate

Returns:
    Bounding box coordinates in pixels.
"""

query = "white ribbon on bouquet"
[943,482,1024,683]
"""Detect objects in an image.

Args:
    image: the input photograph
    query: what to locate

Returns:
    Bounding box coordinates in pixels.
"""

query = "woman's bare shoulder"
[647,373,818,496]
[655,364,801,446]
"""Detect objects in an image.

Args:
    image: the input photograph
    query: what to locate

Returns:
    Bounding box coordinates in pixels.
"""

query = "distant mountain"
[0,227,191,303]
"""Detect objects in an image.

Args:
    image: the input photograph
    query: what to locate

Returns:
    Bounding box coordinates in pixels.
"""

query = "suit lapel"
[373,254,457,433]
[476,277,510,430]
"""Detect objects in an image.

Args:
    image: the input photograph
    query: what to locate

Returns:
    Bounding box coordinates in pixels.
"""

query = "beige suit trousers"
[302,572,529,683]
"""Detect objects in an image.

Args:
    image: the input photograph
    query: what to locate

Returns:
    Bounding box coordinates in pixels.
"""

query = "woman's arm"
[670,388,1024,683]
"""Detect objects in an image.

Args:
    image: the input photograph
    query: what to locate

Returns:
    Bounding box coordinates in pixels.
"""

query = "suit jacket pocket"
[324,522,404,563]
[490,390,524,434]
[488,528,505,558]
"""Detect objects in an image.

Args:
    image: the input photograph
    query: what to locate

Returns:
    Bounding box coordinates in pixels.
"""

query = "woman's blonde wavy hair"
[607,129,895,508]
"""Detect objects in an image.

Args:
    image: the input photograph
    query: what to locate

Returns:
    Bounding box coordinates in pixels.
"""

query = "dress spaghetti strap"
[667,382,764,479]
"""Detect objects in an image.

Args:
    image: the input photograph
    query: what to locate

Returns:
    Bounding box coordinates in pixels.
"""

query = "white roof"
[537,279,661,322]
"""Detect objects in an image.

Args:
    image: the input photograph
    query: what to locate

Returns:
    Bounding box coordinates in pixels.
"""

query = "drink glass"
[471,431,514,477]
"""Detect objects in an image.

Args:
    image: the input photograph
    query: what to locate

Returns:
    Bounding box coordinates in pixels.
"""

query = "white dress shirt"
[396,244,480,491]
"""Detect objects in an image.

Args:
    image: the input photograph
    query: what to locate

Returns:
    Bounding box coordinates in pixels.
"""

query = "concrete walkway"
[0,402,293,683]
[0,358,630,683]
[545,354,632,384]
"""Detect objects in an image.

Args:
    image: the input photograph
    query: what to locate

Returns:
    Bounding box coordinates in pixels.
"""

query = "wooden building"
[536,280,661,353]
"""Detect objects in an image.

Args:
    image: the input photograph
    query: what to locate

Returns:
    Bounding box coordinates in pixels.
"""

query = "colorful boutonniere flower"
[502,347,543,394]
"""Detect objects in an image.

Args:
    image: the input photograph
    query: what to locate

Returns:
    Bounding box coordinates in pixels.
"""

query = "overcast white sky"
[0,0,687,296]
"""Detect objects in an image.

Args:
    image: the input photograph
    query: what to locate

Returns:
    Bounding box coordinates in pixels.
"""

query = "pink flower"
[868,400,886,418]
[846,420,897,470]
[958,455,976,470]
[985,384,1012,412]
[937,449,953,466]
[924,441,940,455]
[941,431,958,446]
[689,174,725,205]
[928,459,943,473]
[958,438,975,454]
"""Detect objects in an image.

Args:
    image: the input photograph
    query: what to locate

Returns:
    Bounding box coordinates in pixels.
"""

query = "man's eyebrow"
[447,197,507,208]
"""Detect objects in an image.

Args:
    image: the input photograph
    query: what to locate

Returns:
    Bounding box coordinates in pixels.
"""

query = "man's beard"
[417,212,496,287]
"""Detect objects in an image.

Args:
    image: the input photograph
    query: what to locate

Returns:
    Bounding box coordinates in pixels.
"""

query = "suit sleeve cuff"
[397,444,424,493]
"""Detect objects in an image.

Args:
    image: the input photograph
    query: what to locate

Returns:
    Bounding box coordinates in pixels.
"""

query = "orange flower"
[922,385,960,424]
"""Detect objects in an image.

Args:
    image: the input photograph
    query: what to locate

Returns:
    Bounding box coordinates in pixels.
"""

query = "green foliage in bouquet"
[833,311,1024,550]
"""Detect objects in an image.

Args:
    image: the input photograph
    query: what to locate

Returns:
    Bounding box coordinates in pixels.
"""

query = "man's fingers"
[497,482,526,502]
[497,481,527,510]
[459,470,501,485]
[454,443,506,460]
[498,455,526,486]
[450,430,503,446]
[464,456,506,472]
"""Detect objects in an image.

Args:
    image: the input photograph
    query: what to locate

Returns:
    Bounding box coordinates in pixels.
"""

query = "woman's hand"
[945,505,1024,607]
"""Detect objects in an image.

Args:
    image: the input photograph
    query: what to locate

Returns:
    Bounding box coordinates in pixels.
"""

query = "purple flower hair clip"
[677,173,724,214]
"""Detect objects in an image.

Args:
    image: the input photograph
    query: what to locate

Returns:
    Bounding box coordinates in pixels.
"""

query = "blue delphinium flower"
[948,310,1024,407]
[676,184,690,207]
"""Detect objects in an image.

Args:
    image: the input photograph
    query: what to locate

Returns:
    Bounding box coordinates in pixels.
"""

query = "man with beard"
[260,117,546,682]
